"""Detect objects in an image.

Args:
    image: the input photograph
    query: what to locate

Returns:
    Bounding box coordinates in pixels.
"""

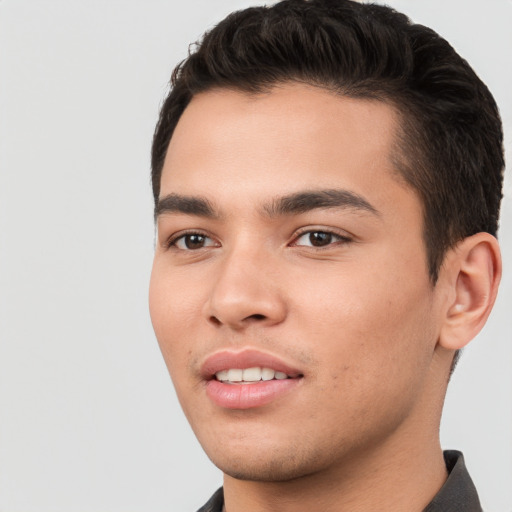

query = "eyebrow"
[154,188,379,221]
[154,194,219,220]
[263,189,380,217]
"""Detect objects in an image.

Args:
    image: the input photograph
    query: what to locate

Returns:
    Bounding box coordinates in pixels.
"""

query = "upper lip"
[200,349,304,380]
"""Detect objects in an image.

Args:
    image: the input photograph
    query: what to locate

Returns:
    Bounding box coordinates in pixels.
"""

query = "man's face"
[149,84,445,481]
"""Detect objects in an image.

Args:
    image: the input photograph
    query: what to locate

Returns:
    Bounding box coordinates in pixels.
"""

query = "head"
[151,0,504,283]
[149,0,503,484]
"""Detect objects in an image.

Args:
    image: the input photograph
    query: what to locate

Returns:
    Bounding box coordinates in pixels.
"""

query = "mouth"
[214,367,296,383]
[201,349,304,409]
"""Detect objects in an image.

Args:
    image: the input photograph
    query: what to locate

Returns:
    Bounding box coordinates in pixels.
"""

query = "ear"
[438,233,502,351]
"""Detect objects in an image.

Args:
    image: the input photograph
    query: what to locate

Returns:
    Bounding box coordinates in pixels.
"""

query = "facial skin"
[149,83,499,510]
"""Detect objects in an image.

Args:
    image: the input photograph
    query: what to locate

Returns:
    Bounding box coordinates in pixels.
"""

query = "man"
[148,0,504,510]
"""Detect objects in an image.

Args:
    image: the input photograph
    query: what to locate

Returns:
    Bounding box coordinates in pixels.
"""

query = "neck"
[222,422,447,512]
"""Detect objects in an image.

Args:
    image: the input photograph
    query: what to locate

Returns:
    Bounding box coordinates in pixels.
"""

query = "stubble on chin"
[209,443,330,483]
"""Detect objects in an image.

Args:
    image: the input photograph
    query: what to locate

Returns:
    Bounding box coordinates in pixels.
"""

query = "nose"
[203,246,287,330]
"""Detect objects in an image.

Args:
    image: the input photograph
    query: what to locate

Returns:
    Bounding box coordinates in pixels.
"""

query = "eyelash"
[165,230,217,250]
[164,228,353,251]
[291,228,353,248]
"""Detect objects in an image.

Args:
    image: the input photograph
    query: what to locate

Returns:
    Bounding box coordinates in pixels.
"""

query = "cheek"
[291,259,435,380]
[148,262,200,373]
[289,269,436,440]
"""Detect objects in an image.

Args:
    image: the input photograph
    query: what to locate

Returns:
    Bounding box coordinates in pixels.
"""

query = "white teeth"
[261,368,275,381]
[216,370,229,381]
[215,367,291,383]
[243,367,262,382]
[227,369,243,382]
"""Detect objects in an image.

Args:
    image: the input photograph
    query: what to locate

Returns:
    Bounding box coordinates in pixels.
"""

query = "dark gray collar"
[423,450,482,512]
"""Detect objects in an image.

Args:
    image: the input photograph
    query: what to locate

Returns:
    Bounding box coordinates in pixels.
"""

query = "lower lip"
[205,378,301,409]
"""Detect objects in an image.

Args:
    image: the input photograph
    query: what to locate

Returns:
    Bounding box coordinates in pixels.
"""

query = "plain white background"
[0,1,510,510]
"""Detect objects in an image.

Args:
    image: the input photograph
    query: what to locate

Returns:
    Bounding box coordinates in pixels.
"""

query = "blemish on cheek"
[331,365,351,388]
[331,365,351,378]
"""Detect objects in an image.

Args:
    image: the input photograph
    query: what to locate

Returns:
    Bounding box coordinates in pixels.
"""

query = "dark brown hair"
[151,0,504,283]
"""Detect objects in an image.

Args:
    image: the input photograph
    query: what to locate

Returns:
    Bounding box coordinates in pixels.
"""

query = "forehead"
[160,83,411,213]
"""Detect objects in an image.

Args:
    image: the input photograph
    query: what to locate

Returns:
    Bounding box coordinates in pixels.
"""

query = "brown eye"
[293,230,350,248]
[308,232,333,247]
[185,234,206,249]
[173,233,217,250]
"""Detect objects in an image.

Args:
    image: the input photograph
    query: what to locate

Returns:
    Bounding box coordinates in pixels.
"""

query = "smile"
[215,367,291,383]
[202,349,303,409]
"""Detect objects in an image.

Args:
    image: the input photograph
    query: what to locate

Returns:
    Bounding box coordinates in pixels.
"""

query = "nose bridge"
[204,237,286,328]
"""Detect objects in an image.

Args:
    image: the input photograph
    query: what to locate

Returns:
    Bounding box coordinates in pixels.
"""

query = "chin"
[203,440,330,483]
[213,456,313,483]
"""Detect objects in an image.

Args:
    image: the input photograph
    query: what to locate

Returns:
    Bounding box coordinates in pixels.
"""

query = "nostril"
[208,313,267,326]
[209,316,222,326]
[245,314,267,321]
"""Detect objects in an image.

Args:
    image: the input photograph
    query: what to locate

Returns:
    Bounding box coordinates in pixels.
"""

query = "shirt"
[196,450,482,512]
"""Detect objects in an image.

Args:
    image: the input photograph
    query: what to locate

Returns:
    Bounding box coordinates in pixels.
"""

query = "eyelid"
[290,227,353,247]
[164,229,220,250]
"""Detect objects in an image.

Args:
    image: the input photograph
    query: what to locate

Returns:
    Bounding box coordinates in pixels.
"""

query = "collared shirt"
[196,451,482,512]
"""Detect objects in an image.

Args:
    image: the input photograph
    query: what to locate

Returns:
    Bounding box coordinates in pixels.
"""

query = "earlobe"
[439,233,501,351]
